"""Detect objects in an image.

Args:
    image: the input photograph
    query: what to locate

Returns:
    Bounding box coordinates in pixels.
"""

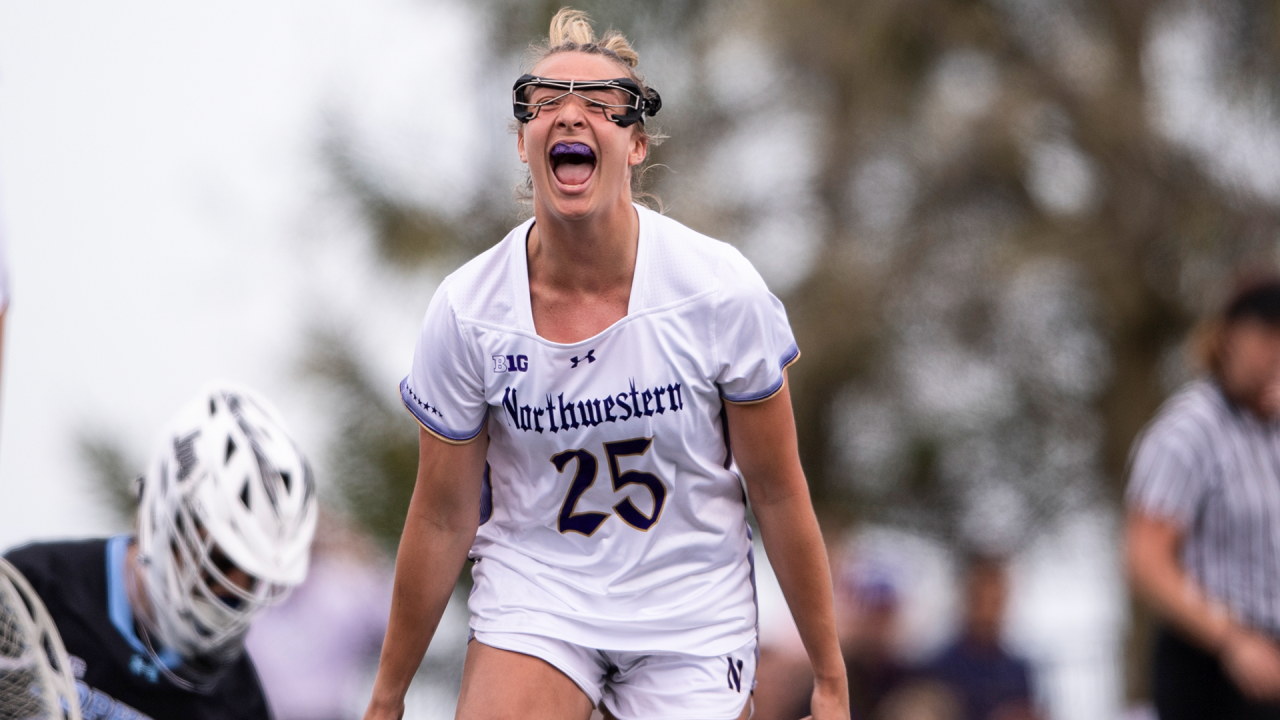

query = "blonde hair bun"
[545,7,639,69]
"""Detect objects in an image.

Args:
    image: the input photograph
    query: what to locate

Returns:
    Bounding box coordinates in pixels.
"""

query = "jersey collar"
[515,203,652,340]
[106,535,183,669]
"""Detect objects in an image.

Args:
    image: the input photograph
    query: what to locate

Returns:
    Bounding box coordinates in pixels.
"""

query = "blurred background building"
[2,0,1279,718]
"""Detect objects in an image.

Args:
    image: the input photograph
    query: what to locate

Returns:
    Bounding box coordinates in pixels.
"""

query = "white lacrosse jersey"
[400,204,798,655]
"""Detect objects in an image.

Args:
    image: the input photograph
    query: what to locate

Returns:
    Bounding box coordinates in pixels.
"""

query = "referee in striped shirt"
[1127,271,1280,719]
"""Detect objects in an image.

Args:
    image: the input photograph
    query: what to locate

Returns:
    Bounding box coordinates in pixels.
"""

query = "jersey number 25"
[552,438,666,536]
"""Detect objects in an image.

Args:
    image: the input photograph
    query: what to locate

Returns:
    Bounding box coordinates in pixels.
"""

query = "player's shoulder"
[1141,379,1234,453]
[5,537,108,586]
[4,538,109,622]
[637,206,770,309]
[436,219,533,327]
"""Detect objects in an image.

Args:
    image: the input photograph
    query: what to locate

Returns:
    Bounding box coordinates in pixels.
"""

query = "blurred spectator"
[752,545,818,720]
[246,511,393,720]
[841,563,910,720]
[875,681,961,720]
[916,554,1038,720]
[753,643,818,720]
[1126,270,1280,719]
[755,552,912,720]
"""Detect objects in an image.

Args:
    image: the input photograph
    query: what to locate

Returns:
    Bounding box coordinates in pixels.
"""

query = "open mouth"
[550,142,596,186]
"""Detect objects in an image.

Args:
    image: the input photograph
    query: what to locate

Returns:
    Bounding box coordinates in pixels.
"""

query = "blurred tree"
[309,0,1280,701]
[302,327,422,552]
[77,431,140,530]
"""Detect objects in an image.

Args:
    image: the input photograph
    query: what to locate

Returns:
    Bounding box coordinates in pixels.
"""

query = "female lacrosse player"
[5,383,318,720]
[366,9,848,720]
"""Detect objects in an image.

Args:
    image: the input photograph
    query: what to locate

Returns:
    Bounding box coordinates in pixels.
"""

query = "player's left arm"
[726,375,848,720]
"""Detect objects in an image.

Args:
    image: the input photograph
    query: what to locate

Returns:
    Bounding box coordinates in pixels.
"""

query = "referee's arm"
[1127,510,1280,700]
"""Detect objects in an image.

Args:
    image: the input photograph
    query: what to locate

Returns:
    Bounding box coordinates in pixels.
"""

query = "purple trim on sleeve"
[400,377,486,443]
[720,343,801,404]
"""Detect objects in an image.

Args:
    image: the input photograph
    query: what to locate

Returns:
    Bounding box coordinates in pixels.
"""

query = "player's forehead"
[531,51,629,83]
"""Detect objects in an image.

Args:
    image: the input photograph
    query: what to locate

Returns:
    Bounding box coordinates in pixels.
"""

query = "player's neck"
[124,543,156,627]
[528,198,638,294]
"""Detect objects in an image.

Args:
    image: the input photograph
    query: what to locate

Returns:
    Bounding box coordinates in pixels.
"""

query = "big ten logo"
[493,354,530,373]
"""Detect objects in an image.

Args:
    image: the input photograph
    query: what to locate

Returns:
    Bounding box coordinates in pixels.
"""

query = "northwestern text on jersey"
[502,379,685,434]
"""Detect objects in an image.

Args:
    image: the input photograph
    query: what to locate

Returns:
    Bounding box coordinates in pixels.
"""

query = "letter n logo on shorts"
[726,657,744,692]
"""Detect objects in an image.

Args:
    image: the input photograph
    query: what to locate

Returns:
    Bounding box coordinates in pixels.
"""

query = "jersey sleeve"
[400,279,488,444]
[1125,414,1210,528]
[714,252,800,404]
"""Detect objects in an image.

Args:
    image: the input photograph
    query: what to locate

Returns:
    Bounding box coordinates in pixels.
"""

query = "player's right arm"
[727,380,848,720]
[364,427,489,720]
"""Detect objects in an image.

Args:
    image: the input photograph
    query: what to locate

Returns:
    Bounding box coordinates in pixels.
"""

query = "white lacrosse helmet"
[135,382,317,674]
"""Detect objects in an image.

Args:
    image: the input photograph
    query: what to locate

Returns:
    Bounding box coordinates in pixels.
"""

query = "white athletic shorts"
[472,631,757,720]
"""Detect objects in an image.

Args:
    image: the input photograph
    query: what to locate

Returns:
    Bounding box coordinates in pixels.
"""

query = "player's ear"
[628,130,647,167]
[517,127,529,164]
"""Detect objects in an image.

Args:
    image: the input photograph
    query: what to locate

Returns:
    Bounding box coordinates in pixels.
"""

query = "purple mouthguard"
[550,142,596,162]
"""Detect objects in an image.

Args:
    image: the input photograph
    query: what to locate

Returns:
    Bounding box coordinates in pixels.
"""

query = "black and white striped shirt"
[1128,379,1280,634]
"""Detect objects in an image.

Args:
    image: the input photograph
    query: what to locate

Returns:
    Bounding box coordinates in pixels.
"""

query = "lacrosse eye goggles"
[513,74,662,128]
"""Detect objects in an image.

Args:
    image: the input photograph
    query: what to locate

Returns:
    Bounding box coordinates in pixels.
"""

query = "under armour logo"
[130,654,161,683]
[727,657,744,692]
[570,349,596,368]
